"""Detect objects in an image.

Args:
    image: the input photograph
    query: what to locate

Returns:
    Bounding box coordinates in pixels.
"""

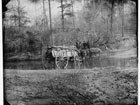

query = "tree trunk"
[41,0,45,66]
[43,0,49,30]
[48,0,53,45]
[71,0,75,28]
[17,0,20,31]
[135,3,138,57]
[13,6,17,27]
[61,0,64,31]
[110,1,114,38]
[122,0,124,37]
[17,0,22,53]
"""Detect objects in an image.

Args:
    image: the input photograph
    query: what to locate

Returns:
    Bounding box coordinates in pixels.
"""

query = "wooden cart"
[42,46,81,69]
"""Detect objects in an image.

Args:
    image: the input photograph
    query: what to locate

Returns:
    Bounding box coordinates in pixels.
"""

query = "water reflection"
[4,56,137,70]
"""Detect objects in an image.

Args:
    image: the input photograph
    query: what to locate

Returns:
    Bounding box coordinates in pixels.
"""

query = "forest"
[3,0,137,61]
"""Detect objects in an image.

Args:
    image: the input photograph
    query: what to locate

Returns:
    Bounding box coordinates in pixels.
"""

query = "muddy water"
[4,56,137,70]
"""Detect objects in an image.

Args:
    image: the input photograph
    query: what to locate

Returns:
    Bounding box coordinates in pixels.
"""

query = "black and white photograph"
[2,0,138,105]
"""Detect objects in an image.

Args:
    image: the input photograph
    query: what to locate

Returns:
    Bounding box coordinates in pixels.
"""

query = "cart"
[42,46,81,69]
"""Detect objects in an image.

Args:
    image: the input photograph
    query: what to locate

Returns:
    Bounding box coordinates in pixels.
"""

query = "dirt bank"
[5,67,137,105]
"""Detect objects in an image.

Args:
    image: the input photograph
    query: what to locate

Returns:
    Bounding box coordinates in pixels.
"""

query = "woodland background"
[3,0,137,60]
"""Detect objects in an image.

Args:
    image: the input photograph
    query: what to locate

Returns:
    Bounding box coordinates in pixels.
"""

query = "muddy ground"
[5,67,137,105]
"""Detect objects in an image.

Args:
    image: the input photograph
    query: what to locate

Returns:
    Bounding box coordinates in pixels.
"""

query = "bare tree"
[110,0,115,38]
[71,0,75,28]
[121,0,124,37]
[48,0,53,45]
[16,0,21,31]
[60,0,65,31]
[42,0,49,30]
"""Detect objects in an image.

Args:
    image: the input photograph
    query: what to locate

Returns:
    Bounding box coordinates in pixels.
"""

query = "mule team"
[75,41,102,60]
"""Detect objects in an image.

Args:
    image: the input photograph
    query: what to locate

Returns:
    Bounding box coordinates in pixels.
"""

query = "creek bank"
[5,67,137,105]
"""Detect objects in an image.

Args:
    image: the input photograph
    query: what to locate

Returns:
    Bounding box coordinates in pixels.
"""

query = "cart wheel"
[55,57,69,69]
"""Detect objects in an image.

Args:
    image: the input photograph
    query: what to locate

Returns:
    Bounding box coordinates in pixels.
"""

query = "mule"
[89,48,102,57]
